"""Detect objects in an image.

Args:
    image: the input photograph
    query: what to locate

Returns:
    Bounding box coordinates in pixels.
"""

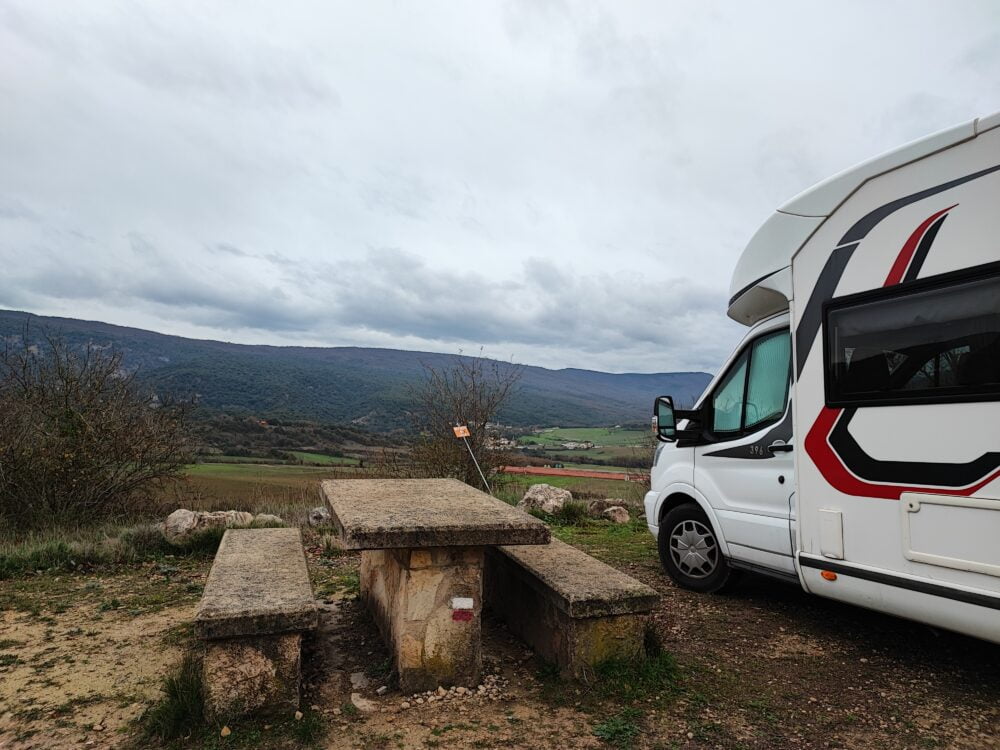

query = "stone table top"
[321,478,551,550]
[195,527,319,639]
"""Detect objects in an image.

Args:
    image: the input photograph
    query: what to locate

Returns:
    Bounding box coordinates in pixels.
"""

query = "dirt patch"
[0,560,206,748]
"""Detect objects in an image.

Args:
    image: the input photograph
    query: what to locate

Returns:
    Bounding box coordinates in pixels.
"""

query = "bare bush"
[0,331,191,529]
[399,355,522,491]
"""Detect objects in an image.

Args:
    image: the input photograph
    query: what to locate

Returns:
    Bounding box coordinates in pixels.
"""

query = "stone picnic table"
[321,478,550,692]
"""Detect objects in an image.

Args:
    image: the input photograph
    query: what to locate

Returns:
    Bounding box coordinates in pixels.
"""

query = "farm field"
[518,427,649,447]
[288,451,360,466]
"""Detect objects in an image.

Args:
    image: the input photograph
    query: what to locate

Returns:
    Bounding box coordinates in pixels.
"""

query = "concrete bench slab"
[195,527,319,639]
[485,538,660,678]
[195,528,318,720]
[322,478,550,549]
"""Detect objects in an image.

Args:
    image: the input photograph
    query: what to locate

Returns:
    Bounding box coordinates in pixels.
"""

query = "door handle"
[767,441,793,454]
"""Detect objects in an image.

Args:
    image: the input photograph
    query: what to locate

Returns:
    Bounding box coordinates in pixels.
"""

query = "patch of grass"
[289,451,360,467]
[593,708,643,748]
[590,651,678,703]
[538,630,677,709]
[0,653,21,666]
[139,653,204,742]
[0,638,24,649]
[0,523,225,581]
[550,517,656,566]
[334,569,361,596]
[554,501,590,525]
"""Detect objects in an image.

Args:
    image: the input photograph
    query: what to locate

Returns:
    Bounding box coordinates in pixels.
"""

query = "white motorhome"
[645,111,1000,643]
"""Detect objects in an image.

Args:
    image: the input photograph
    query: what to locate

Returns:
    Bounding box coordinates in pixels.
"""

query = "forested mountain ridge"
[0,309,712,429]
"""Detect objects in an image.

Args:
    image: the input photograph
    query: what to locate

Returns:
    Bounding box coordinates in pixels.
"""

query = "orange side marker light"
[820,570,838,582]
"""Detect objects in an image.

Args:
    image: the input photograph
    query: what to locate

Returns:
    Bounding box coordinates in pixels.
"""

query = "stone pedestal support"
[202,633,302,721]
[361,546,483,693]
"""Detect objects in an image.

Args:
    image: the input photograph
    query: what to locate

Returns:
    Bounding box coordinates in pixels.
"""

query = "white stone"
[517,484,572,515]
[253,513,284,526]
[602,506,630,524]
[163,508,254,544]
[350,672,370,690]
[308,506,332,527]
[164,509,197,542]
[350,693,377,713]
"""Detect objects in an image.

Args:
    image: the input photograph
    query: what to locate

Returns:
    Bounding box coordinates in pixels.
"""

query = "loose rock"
[351,693,377,713]
[163,509,255,544]
[517,484,572,515]
[308,506,332,527]
[602,506,630,524]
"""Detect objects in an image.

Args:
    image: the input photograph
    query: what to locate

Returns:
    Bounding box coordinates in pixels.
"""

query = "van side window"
[713,352,748,433]
[825,269,1000,406]
[712,329,791,435]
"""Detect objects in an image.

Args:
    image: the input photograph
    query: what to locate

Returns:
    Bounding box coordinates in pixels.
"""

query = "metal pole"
[462,435,491,495]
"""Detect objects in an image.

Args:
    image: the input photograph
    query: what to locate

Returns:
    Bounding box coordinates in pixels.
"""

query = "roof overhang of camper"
[727,110,1000,327]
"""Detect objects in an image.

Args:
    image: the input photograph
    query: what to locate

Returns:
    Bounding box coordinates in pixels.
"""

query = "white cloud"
[1,1,998,372]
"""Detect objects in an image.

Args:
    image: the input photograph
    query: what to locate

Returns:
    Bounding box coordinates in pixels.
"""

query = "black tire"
[657,503,736,593]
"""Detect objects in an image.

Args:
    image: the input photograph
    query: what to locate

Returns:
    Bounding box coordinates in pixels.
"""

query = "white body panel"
[648,112,1000,643]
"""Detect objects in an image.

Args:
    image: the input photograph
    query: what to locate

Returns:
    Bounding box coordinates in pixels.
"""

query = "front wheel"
[658,503,736,593]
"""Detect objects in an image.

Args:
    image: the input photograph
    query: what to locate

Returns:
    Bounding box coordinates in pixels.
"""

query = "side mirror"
[652,395,676,442]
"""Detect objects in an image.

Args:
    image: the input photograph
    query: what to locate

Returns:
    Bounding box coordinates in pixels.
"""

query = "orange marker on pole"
[453,424,490,494]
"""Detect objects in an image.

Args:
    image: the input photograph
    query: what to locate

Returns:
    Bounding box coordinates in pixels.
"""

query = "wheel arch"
[654,484,732,556]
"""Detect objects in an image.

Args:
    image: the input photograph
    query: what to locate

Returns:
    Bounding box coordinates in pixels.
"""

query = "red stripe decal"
[803,203,998,499]
[804,406,1000,500]
[883,204,956,286]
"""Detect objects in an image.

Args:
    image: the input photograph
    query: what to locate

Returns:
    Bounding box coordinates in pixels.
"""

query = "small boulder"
[517,484,572,515]
[252,514,284,527]
[350,692,377,713]
[164,509,198,542]
[163,509,254,544]
[588,498,635,517]
[308,506,332,527]
[602,506,630,524]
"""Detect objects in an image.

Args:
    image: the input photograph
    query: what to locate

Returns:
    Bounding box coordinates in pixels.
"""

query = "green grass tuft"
[592,708,643,748]
[140,653,204,742]
[590,651,678,703]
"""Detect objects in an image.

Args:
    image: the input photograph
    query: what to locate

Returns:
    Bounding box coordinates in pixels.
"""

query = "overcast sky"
[2,2,998,373]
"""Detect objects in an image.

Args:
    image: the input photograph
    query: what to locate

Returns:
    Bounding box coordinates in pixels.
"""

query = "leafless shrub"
[0,330,191,529]
[386,354,522,492]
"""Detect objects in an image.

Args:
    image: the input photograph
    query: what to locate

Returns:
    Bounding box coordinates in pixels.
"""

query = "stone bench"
[195,528,319,720]
[484,538,660,678]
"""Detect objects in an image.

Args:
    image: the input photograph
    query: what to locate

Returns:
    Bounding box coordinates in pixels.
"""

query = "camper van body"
[644,112,1000,643]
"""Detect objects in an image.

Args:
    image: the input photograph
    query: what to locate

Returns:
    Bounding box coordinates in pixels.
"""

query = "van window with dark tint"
[825,271,1000,406]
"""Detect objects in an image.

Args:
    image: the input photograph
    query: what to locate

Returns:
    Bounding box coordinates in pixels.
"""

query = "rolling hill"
[0,310,712,429]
